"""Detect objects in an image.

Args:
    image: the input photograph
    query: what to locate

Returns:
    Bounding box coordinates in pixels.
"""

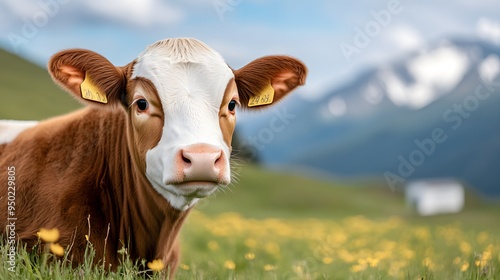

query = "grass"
[1,238,166,279]
[178,211,498,279]
[1,165,499,279]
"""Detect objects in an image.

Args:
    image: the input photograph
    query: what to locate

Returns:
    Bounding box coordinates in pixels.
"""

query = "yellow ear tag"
[80,72,108,104]
[248,83,274,107]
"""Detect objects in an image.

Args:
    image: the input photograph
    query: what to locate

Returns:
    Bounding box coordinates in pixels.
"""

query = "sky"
[1,0,500,101]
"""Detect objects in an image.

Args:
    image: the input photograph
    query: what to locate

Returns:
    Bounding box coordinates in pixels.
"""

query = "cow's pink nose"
[178,144,225,183]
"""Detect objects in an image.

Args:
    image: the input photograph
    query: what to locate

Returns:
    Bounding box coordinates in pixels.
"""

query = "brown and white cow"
[0,38,306,275]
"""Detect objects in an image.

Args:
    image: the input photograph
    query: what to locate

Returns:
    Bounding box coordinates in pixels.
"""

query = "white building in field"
[405,179,465,216]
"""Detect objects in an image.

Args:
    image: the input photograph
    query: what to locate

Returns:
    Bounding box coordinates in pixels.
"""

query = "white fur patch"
[133,38,234,210]
[0,120,38,145]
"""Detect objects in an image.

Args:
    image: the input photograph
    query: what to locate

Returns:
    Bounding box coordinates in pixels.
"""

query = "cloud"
[477,17,500,45]
[384,25,425,52]
[83,0,184,27]
[0,0,185,30]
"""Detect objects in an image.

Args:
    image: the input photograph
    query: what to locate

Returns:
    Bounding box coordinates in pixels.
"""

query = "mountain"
[0,48,81,120]
[238,38,500,196]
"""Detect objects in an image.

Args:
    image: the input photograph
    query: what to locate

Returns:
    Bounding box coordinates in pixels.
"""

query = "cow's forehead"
[130,38,234,104]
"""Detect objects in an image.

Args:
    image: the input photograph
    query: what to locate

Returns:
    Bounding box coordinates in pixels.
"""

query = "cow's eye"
[137,99,149,111]
[228,100,237,112]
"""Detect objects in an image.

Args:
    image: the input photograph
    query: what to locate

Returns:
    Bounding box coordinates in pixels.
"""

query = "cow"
[0,38,307,276]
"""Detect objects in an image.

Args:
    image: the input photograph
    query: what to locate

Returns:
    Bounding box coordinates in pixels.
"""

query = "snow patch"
[381,70,434,109]
[478,54,500,84]
[381,45,469,109]
[408,46,469,92]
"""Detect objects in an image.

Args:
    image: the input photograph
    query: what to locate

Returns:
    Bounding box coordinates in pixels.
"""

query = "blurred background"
[1,0,499,215]
[2,1,500,278]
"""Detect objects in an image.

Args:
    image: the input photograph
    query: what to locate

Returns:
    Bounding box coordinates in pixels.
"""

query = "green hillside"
[0,48,81,120]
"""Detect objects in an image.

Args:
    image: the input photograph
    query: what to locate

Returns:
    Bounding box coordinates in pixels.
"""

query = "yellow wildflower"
[350,263,367,273]
[481,250,492,262]
[147,259,164,271]
[459,241,472,254]
[179,264,190,270]
[461,262,469,272]
[338,249,355,263]
[224,260,236,270]
[367,257,380,268]
[422,257,435,269]
[402,248,415,260]
[292,264,304,274]
[49,243,64,256]
[37,228,59,243]
[244,253,255,260]
[263,264,276,271]
[322,257,333,264]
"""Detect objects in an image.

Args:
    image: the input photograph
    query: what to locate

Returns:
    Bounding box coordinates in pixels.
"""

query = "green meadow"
[1,165,500,279]
[1,49,499,279]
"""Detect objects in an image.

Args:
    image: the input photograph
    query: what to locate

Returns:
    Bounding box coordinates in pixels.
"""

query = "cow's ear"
[48,49,127,107]
[234,55,307,109]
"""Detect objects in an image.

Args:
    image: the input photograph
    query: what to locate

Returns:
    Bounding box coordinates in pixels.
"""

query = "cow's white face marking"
[0,120,38,145]
[131,38,235,210]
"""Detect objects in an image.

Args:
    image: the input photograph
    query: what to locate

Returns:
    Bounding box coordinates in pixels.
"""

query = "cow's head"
[49,38,307,210]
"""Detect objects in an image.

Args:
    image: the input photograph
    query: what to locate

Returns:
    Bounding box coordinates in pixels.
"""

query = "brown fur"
[49,49,129,108]
[0,108,186,273]
[219,79,238,149]
[235,55,308,108]
[0,40,307,278]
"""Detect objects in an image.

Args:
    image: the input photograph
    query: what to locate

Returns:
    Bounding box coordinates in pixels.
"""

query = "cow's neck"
[96,108,189,262]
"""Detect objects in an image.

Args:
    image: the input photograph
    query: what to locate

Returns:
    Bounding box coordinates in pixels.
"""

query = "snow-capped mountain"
[237,38,500,196]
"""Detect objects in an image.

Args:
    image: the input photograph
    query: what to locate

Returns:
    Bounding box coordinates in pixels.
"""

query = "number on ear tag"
[248,83,274,107]
[80,72,108,104]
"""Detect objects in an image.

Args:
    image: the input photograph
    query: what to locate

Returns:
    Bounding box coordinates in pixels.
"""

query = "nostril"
[182,154,191,164]
[214,152,222,168]
[180,149,193,168]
